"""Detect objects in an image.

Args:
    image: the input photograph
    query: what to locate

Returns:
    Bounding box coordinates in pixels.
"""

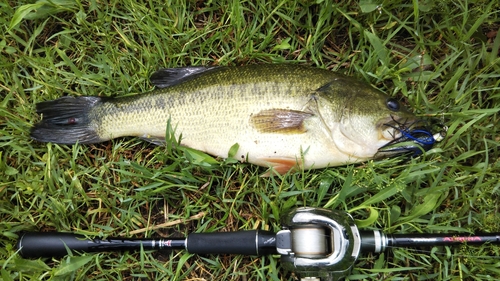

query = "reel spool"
[276,207,362,281]
[291,225,327,258]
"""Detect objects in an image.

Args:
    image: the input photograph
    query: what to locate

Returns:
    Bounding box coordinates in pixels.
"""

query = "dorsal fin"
[150,66,219,88]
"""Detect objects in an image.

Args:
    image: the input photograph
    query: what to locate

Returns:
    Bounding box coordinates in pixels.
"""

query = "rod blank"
[387,233,500,247]
[359,230,500,253]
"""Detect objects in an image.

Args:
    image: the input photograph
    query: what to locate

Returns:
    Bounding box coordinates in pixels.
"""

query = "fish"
[31,64,440,174]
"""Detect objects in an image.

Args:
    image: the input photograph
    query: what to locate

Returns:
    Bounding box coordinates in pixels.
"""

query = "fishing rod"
[17,207,500,281]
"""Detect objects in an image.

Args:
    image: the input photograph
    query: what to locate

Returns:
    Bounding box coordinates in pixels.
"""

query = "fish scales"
[31,64,425,174]
[94,65,335,160]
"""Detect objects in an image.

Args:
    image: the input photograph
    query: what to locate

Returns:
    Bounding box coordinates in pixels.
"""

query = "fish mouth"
[376,117,447,158]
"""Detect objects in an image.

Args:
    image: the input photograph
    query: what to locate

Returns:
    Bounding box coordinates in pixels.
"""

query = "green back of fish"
[92,64,390,141]
[93,65,351,139]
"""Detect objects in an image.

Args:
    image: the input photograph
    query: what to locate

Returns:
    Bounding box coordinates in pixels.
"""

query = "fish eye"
[386,98,400,111]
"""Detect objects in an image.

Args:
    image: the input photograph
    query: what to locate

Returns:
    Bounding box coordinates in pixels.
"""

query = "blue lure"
[379,120,443,157]
[400,128,436,146]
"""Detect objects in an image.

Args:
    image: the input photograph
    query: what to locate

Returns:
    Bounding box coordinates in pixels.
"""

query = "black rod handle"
[17,231,278,258]
[16,232,186,258]
[187,230,277,255]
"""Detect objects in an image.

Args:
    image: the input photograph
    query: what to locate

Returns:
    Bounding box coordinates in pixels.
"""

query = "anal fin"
[259,157,302,176]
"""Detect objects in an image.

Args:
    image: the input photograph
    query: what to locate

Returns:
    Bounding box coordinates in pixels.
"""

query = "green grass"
[1,0,499,280]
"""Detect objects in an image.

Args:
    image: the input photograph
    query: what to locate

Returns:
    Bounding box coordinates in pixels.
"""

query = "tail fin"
[31,96,104,144]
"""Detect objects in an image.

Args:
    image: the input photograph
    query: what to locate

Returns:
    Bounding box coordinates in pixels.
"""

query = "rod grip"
[17,232,91,258]
[187,230,276,255]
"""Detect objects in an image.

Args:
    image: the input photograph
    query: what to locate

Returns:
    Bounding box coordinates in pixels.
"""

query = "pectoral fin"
[250,109,314,134]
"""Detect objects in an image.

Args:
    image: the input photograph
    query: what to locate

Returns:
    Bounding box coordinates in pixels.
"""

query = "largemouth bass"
[31,64,440,174]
